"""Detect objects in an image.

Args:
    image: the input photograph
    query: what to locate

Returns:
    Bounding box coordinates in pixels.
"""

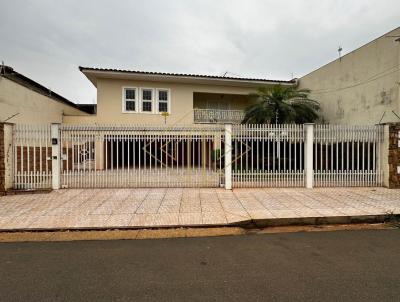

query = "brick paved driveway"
[0,188,399,230]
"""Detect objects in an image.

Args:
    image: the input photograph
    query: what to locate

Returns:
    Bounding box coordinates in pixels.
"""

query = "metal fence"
[231,124,305,187]
[11,123,385,189]
[12,124,52,189]
[59,125,225,188]
[313,124,383,187]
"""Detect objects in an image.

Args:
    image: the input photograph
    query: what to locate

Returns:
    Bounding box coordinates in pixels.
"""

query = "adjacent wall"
[0,124,4,195]
[299,27,400,125]
[0,77,88,124]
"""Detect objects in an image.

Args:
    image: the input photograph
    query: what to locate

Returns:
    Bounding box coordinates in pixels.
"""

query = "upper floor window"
[123,87,137,112]
[157,89,170,113]
[141,88,154,113]
[123,87,170,114]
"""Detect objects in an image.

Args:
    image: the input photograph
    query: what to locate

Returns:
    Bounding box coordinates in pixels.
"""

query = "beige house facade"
[63,67,296,125]
[299,26,400,125]
[0,66,92,124]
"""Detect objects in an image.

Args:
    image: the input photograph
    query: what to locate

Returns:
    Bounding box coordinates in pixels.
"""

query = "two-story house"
[63,67,296,125]
[58,67,297,182]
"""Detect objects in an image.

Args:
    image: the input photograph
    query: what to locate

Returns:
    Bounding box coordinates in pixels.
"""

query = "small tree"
[242,85,320,124]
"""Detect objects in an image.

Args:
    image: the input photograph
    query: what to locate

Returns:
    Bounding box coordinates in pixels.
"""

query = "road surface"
[0,229,399,301]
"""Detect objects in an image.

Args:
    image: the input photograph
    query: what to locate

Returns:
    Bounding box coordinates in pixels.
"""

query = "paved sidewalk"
[0,188,399,230]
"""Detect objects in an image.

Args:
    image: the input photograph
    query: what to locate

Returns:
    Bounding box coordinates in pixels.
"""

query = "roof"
[0,65,94,114]
[79,66,296,88]
[76,103,97,114]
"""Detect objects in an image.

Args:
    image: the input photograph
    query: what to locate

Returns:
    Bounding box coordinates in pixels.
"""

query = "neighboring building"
[299,26,400,125]
[0,65,93,124]
[63,67,296,125]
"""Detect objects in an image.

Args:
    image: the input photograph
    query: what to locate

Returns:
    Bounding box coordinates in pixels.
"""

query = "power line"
[310,65,400,95]
[310,64,398,92]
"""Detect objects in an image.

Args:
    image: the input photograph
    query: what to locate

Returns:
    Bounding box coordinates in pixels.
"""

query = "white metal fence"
[231,124,305,187]
[313,125,383,187]
[11,123,385,189]
[12,124,52,189]
[59,125,225,188]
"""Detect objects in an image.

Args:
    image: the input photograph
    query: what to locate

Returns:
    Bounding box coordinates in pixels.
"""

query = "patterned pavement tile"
[152,213,180,226]
[179,205,202,213]
[268,210,300,218]
[334,207,370,216]
[202,212,227,225]
[1,215,40,229]
[104,214,134,228]
[178,213,203,225]
[29,215,79,229]
[313,208,347,217]
[72,215,111,228]
[0,188,399,230]
[247,210,275,219]
[225,211,251,223]
[157,205,181,214]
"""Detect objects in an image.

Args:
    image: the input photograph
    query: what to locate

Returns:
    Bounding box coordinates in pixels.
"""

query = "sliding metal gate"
[59,125,225,188]
[231,124,305,188]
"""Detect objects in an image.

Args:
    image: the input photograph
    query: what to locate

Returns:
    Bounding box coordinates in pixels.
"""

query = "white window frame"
[156,88,171,114]
[122,87,138,113]
[140,87,155,114]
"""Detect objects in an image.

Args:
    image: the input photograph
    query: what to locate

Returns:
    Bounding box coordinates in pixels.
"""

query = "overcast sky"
[1,0,399,104]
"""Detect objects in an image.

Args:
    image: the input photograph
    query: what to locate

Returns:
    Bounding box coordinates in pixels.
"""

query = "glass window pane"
[158,102,168,112]
[158,90,168,101]
[125,89,136,100]
[142,89,152,100]
[142,101,152,112]
[125,100,135,111]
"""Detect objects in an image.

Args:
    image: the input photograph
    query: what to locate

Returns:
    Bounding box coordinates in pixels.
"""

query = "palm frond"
[243,85,321,124]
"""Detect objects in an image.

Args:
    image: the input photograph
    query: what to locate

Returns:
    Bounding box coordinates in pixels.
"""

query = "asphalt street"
[0,229,399,302]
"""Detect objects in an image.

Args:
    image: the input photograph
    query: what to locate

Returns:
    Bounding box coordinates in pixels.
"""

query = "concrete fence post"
[304,123,314,189]
[51,123,61,190]
[0,123,14,194]
[224,124,232,190]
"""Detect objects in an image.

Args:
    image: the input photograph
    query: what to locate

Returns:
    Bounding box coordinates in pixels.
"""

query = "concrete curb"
[0,214,396,233]
[241,214,389,228]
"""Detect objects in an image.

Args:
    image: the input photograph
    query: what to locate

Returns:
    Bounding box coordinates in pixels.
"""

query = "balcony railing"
[194,109,245,124]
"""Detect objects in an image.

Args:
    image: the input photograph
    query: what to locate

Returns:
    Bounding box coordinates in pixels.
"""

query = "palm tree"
[242,85,320,124]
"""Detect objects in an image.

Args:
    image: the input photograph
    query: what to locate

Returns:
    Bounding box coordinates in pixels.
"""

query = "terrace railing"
[194,108,245,124]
